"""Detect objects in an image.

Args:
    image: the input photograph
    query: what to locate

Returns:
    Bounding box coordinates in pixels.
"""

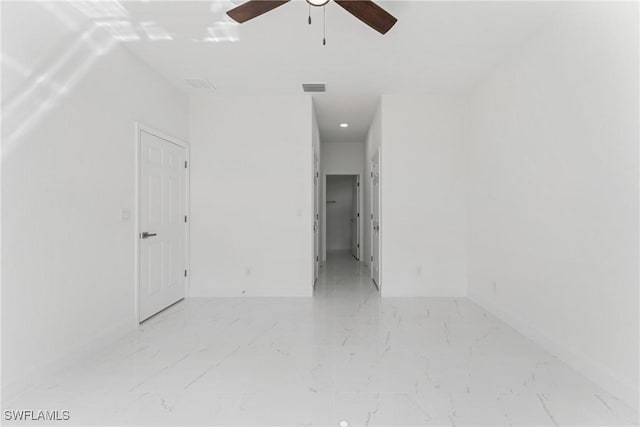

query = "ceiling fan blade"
[334,0,397,35]
[227,0,290,23]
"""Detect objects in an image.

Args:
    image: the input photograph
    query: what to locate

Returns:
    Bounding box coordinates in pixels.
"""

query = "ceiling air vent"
[302,83,326,93]
[185,78,215,90]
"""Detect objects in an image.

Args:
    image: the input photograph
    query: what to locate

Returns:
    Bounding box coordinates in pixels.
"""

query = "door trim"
[370,148,381,290]
[312,151,320,291]
[134,122,190,324]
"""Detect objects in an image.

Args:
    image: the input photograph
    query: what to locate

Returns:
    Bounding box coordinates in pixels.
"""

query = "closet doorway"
[325,174,361,260]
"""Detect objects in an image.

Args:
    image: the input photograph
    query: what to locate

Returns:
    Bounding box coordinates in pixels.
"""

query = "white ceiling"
[14,0,573,143]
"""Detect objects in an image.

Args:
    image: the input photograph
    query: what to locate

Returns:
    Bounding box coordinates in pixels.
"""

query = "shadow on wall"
[1,0,240,161]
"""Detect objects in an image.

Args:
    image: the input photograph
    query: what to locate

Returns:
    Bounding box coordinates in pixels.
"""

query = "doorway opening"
[315,172,375,299]
[325,174,361,261]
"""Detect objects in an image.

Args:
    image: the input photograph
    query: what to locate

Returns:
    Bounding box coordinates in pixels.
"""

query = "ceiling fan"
[226,0,397,35]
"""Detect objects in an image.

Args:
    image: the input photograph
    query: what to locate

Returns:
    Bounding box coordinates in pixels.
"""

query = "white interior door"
[351,176,360,260]
[371,152,380,287]
[139,130,186,322]
[313,154,320,285]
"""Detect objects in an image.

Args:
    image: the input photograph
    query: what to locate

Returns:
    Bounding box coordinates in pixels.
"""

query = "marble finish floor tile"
[3,252,638,426]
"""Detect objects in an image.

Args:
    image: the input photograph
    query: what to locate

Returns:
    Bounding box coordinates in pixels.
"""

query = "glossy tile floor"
[4,252,638,426]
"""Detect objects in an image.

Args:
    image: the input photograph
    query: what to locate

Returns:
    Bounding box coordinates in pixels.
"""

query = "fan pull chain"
[322,5,326,45]
[308,4,311,25]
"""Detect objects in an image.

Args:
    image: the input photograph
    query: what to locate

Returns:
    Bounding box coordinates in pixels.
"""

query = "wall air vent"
[185,78,215,90]
[302,83,326,93]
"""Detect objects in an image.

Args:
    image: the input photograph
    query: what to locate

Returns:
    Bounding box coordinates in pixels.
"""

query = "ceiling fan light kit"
[307,0,329,6]
[226,0,397,44]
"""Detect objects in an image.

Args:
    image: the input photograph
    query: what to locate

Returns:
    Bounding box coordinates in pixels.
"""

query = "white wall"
[467,2,639,407]
[363,104,381,271]
[320,141,364,260]
[321,141,365,174]
[326,176,355,251]
[2,3,188,390]
[189,95,313,297]
[380,94,468,297]
[312,104,321,281]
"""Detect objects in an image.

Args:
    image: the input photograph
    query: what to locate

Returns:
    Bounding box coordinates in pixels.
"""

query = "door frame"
[322,173,362,262]
[134,122,190,324]
[370,149,381,290]
[351,175,361,260]
[313,151,320,290]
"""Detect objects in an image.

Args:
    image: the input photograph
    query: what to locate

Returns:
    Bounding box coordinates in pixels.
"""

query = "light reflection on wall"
[37,0,83,31]
[197,20,239,44]
[140,21,173,41]
[72,0,174,42]
[195,2,240,44]
[95,20,140,41]
[70,0,129,20]
[2,0,240,160]
[2,25,115,159]
[2,2,116,160]
[1,55,33,79]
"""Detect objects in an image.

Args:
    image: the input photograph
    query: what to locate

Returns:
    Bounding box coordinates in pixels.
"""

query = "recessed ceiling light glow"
[307,0,329,6]
[340,123,349,128]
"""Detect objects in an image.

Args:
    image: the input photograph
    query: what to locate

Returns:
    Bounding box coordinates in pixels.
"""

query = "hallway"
[314,251,378,305]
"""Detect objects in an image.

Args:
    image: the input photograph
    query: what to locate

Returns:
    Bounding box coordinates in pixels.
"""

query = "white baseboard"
[470,292,639,410]
[187,289,313,298]
[2,319,136,402]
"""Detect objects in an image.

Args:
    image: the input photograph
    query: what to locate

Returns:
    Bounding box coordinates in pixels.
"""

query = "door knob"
[141,232,157,239]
